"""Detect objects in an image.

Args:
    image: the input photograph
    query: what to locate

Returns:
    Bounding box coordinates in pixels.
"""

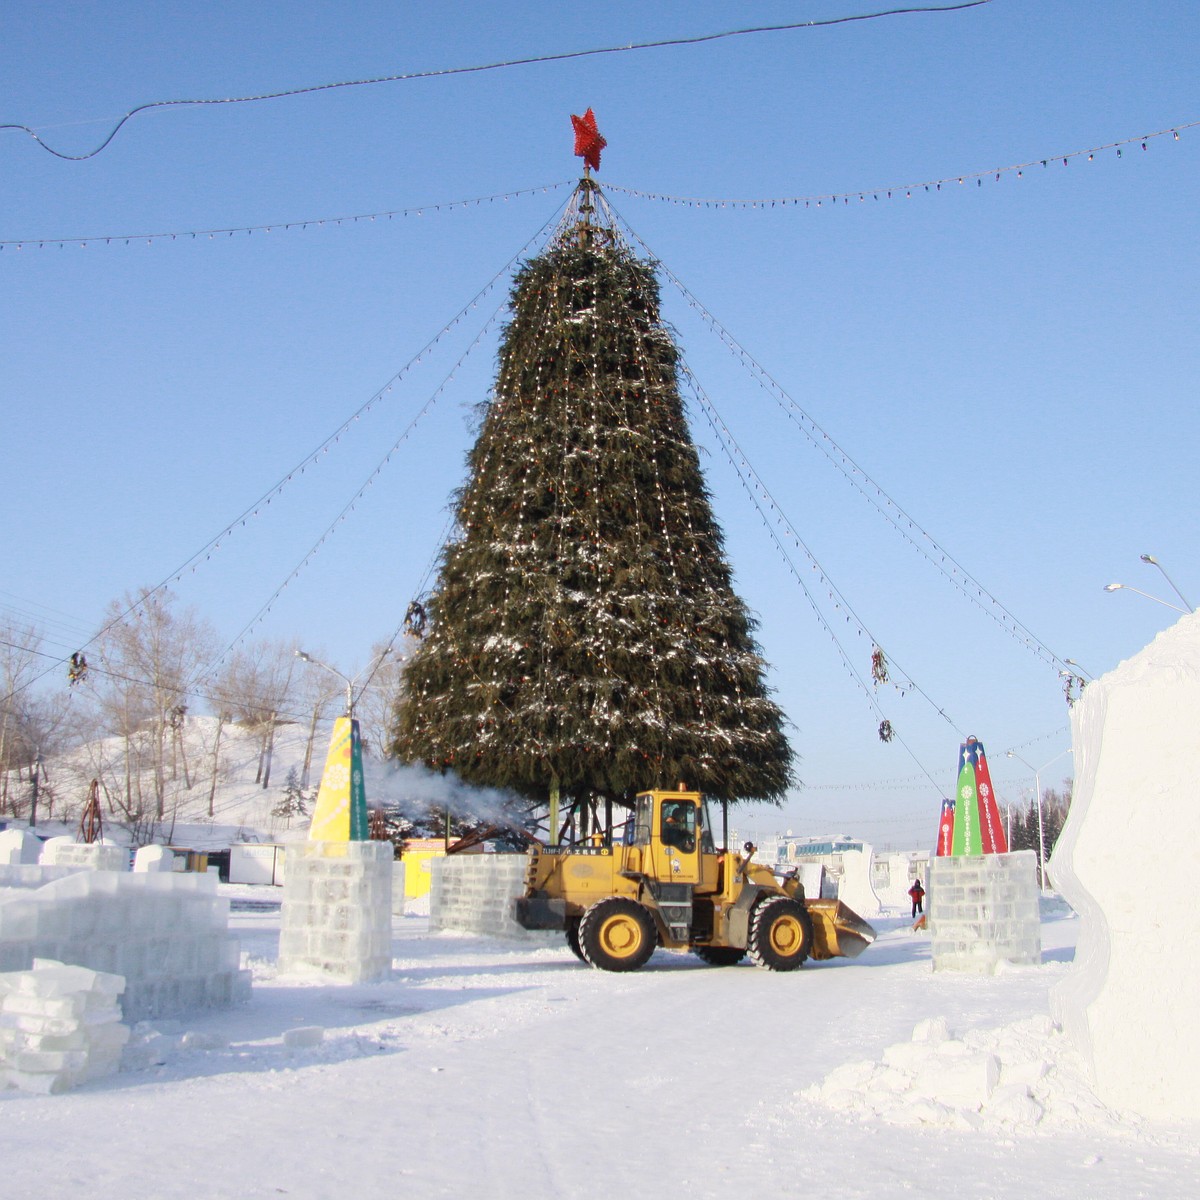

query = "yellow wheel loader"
[515,789,876,972]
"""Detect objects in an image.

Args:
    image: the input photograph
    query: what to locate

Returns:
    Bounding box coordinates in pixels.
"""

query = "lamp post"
[1005,748,1071,891]
[1102,583,1189,614]
[294,648,391,718]
[1139,554,1194,613]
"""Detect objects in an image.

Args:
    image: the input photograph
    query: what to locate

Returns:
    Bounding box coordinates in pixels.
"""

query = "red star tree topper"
[571,107,606,173]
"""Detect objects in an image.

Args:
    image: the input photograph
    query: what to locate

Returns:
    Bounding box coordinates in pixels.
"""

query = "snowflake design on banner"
[322,762,351,793]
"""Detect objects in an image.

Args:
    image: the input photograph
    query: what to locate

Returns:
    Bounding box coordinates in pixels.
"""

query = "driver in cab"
[660,803,696,853]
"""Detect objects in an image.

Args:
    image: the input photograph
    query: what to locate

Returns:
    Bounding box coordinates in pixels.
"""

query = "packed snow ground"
[1,892,1194,1199]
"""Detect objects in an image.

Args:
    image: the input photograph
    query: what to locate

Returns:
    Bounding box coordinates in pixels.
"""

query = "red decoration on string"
[571,107,606,172]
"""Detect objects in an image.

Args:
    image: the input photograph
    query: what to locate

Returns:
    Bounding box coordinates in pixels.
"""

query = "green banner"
[950,761,982,856]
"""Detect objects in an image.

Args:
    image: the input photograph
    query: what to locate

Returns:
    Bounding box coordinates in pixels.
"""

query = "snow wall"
[835,849,882,918]
[1050,609,1200,1124]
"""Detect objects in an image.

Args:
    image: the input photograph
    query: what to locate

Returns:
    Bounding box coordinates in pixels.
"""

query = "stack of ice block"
[0,869,251,1020]
[431,853,558,942]
[278,841,393,983]
[39,839,128,871]
[0,958,129,1094]
[928,850,1041,973]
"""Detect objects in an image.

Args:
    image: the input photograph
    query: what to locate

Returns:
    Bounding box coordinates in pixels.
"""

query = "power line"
[632,232,1070,674]
[1,3,993,161]
[2,213,561,706]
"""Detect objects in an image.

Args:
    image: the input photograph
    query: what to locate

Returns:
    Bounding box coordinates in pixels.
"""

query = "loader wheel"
[693,946,746,967]
[578,898,656,972]
[565,918,587,963]
[748,897,813,972]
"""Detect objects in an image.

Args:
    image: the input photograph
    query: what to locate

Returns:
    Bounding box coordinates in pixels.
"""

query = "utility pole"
[29,750,43,827]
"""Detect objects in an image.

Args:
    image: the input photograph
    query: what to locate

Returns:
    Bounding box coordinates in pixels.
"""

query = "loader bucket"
[805,899,877,960]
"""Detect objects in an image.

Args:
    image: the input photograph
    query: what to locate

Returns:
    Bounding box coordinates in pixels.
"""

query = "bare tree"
[294,666,339,790]
[93,588,218,820]
[1,622,80,819]
[355,638,414,760]
[212,638,299,788]
[1,622,44,813]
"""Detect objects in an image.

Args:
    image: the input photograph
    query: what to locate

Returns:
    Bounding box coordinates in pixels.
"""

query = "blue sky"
[3,1,1197,847]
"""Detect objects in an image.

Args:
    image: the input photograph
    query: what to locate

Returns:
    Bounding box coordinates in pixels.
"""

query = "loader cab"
[632,789,709,886]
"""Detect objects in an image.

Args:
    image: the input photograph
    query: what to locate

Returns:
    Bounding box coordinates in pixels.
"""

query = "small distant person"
[908,878,925,918]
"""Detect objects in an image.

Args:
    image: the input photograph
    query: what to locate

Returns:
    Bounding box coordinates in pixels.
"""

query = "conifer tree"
[391,183,793,814]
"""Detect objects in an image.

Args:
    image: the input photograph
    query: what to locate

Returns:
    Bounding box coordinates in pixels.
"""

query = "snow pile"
[0,829,42,866]
[0,958,129,1095]
[1052,610,1200,1123]
[800,1013,1119,1133]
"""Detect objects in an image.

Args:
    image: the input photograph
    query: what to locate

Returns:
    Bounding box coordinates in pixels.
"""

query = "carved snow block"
[1051,611,1200,1123]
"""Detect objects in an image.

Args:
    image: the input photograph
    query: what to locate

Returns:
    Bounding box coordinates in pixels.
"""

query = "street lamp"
[294,648,391,717]
[1005,748,1072,891]
[1102,583,1189,614]
[1139,554,1194,613]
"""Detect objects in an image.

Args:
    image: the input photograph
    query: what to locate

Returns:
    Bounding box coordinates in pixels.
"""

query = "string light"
[195,291,513,682]
[612,203,1070,675]
[6,119,1190,254]
[0,183,572,252]
[603,120,1195,212]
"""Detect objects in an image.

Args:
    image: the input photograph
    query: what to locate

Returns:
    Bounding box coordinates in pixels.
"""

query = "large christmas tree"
[391,170,793,820]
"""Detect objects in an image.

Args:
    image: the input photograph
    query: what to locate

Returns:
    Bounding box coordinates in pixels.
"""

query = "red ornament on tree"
[571,107,606,173]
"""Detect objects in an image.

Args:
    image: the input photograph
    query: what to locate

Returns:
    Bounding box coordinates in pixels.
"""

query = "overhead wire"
[5,199,565,705]
[2,3,993,161]
[629,233,1070,675]
[189,198,569,687]
[681,361,951,798]
[0,181,573,251]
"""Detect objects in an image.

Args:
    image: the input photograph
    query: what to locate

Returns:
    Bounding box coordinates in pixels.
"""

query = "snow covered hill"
[25,716,328,850]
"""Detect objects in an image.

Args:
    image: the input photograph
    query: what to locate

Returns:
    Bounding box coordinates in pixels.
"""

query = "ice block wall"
[431,853,559,941]
[278,840,394,983]
[40,840,128,871]
[928,850,1040,973]
[0,870,250,1022]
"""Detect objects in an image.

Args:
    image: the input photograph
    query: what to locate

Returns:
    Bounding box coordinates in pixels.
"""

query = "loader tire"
[565,918,587,963]
[692,946,746,967]
[747,896,813,972]
[578,898,656,972]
